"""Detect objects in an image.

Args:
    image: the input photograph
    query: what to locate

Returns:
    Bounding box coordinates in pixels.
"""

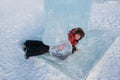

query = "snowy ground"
[0,0,120,80]
[86,35,120,80]
[0,0,71,80]
[86,0,120,80]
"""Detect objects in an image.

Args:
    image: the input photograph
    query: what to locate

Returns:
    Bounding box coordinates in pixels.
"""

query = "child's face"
[75,34,81,40]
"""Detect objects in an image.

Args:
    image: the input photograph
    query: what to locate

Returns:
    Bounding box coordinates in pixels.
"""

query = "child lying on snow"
[22,27,85,60]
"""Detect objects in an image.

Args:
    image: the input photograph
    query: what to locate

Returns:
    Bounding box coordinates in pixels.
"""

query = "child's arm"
[50,41,72,60]
[52,44,65,51]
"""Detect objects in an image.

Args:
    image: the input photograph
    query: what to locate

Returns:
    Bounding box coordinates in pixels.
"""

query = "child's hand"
[72,46,77,53]
[53,45,65,51]
[59,45,64,51]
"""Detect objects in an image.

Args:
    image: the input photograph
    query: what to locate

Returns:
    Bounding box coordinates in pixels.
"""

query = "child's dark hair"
[73,27,85,40]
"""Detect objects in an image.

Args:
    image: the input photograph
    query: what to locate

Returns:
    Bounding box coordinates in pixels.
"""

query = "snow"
[86,35,120,80]
[86,0,120,80]
[0,0,120,80]
[88,0,120,30]
[0,0,71,80]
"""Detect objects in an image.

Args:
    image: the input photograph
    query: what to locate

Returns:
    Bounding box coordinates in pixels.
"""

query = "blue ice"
[39,0,119,80]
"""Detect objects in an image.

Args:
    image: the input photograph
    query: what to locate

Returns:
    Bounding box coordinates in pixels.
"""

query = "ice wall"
[40,0,120,80]
[41,0,92,79]
[42,0,92,46]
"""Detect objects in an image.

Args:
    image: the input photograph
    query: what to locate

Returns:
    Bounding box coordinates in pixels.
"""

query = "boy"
[23,27,85,60]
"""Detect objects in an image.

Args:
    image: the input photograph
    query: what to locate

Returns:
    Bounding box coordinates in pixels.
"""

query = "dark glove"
[72,46,77,53]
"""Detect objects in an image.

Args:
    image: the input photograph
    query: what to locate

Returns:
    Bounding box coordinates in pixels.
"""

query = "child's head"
[73,27,85,41]
[68,27,85,52]
[75,34,81,40]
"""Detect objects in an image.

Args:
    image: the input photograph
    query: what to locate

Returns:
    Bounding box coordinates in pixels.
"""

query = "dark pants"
[24,40,49,57]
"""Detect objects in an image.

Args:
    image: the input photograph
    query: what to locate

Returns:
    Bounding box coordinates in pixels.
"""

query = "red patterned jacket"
[68,29,78,47]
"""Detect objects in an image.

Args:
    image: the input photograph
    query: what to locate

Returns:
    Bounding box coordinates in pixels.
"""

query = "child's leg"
[25,45,49,58]
[24,40,44,48]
